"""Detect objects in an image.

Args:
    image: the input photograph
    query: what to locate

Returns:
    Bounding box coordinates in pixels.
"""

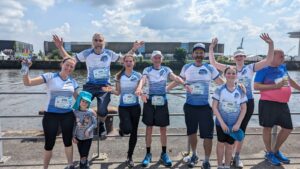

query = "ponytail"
[115,67,125,81]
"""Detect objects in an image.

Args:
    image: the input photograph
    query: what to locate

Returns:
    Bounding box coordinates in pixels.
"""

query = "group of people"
[21,32,300,169]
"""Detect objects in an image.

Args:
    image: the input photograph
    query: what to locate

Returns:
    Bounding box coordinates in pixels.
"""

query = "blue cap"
[226,129,245,142]
[73,91,93,110]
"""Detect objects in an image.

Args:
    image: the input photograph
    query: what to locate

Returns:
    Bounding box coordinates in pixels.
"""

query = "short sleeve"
[212,87,221,101]
[108,50,120,62]
[240,94,248,104]
[254,68,266,83]
[210,65,220,80]
[75,48,93,62]
[179,65,186,78]
[41,72,55,83]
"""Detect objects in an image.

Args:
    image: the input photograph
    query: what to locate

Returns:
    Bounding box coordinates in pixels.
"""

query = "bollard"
[0,120,10,163]
[271,126,278,150]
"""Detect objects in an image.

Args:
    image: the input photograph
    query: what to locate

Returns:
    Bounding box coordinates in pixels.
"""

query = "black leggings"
[240,99,255,133]
[118,105,141,158]
[76,138,93,158]
[42,112,74,151]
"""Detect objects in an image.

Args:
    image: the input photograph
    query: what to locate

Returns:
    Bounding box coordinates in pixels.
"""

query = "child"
[212,67,247,169]
[73,91,97,169]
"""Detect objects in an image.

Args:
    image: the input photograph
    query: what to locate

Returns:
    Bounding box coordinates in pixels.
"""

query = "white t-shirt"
[76,48,120,85]
[180,63,219,106]
[41,72,79,113]
[212,84,248,127]
[236,63,255,99]
[142,66,172,103]
[119,71,142,106]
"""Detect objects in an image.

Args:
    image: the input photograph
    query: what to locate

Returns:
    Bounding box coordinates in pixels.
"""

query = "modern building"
[0,40,33,59]
[44,41,224,59]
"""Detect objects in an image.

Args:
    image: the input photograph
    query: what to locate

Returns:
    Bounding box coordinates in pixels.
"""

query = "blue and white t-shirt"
[236,63,255,99]
[180,63,220,106]
[76,48,120,85]
[212,85,248,127]
[41,72,79,113]
[119,71,142,107]
[142,66,173,101]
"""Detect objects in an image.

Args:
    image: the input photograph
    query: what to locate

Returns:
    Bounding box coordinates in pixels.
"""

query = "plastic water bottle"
[20,59,30,75]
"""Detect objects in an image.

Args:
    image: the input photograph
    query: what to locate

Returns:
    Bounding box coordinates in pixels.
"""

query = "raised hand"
[210,38,218,48]
[132,40,145,51]
[260,33,273,44]
[52,34,64,48]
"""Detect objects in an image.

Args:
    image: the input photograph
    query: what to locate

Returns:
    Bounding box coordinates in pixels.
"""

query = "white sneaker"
[234,156,244,168]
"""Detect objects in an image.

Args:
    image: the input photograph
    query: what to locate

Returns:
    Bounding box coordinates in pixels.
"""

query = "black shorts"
[184,103,214,139]
[142,100,169,127]
[259,100,293,129]
[216,125,235,145]
[240,99,255,132]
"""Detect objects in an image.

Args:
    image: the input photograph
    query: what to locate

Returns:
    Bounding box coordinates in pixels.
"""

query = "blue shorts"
[83,83,111,117]
[184,103,214,139]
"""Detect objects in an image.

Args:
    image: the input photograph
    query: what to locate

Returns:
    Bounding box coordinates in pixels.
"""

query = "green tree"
[173,48,187,62]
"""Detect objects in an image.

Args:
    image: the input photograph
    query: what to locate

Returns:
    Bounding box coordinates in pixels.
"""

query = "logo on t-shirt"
[159,69,166,76]
[100,55,108,62]
[234,92,240,98]
[198,69,208,75]
[130,76,138,81]
[242,69,247,75]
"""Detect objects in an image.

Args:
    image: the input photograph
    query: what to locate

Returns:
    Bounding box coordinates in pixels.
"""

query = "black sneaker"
[126,158,134,168]
[202,161,211,169]
[80,160,90,169]
[187,154,199,168]
[65,164,75,169]
[99,122,107,140]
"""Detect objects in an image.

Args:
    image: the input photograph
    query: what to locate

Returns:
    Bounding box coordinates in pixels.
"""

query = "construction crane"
[237,37,244,50]
[285,45,296,60]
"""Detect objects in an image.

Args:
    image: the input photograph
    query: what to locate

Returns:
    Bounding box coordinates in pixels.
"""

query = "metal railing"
[1,91,300,166]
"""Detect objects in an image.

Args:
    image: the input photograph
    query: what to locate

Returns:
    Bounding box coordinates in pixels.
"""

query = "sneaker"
[99,122,107,140]
[202,161,211,169]
[265,152,281,166]
[233,156,244,168]
[142,153,152,167]
[275,151,290,164]
[80,160,90,169]
[187,154,199,168]
[126,158,134,168]
[65,164,75,169]
[160,153,172,167]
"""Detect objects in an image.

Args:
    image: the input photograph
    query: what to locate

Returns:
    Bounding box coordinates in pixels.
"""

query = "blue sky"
[0,0,299,56]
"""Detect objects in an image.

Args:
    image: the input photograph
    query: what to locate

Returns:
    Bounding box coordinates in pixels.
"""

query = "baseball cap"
[234,49,246,57]
[193,43,206,52]
[151,50,164,59]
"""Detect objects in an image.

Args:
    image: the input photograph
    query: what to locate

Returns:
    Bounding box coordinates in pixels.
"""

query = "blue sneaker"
[187,154,199,168]
[202,161,211,169]
[142,153,152,167]
[160,153,172,167]
[265,152,281,166]
[275,151,290,164]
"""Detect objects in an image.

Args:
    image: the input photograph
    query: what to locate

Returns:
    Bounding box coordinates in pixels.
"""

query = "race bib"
[191,83,204,95]
[54,96,72,109]
[122,94,137,104]
[93,68,108,79]
[221,101,238,113]
[238,77,250,87]
[151,96,165,106]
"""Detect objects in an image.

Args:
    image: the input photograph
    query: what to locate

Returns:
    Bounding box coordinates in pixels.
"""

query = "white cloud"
[30,0,55,11]
[38,22,71,37]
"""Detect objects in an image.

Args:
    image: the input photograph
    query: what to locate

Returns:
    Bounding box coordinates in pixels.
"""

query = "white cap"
[233,49,246,57]
[193,43,206,52]
[151,50,164,59]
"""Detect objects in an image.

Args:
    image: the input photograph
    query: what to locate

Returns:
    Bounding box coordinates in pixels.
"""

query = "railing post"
[271,126,278,150]
[0,120,10,163]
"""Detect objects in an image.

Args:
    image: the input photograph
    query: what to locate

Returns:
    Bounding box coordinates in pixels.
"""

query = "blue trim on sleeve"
[213,73,220,80]
[41,75,46,83]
